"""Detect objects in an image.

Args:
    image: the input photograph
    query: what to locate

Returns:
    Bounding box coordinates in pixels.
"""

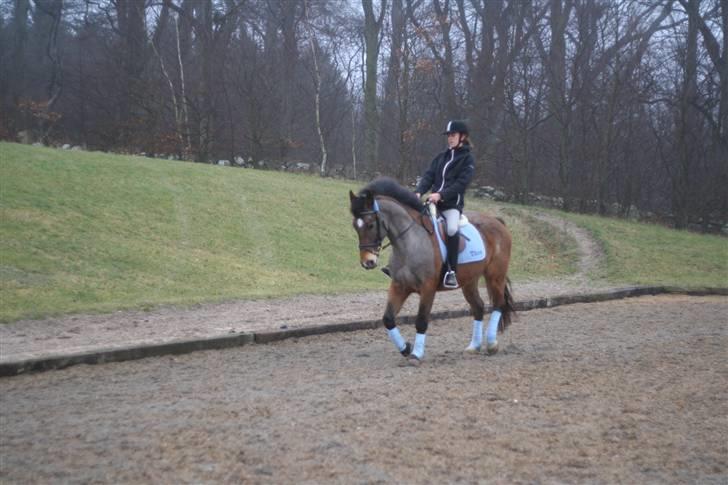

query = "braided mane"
[359,177,423,212]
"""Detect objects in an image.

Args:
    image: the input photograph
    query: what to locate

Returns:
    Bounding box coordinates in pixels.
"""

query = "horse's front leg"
[409,283,437,362]
[383,283,413,356]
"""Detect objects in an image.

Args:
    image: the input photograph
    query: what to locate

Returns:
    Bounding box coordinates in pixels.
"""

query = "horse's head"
[349,190,384,270]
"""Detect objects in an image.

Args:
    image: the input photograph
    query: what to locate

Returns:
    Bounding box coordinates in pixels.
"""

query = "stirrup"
[443,270,458,288]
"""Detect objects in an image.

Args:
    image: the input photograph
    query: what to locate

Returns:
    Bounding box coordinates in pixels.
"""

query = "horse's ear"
[363,190,374,206]
[349,190,356,204]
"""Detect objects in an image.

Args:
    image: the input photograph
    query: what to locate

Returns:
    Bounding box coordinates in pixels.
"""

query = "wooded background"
[1,0,725,230]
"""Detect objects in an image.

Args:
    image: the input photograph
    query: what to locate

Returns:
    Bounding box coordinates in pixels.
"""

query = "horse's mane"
[360,177,423,212]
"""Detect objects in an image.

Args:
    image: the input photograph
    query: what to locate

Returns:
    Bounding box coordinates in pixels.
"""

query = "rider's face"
[447,132,461,148]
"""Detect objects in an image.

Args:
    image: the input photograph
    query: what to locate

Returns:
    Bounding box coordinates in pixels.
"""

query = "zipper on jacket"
[438,149,456,193]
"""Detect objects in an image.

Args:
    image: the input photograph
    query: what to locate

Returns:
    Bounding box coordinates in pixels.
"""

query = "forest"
[1,0,725,231]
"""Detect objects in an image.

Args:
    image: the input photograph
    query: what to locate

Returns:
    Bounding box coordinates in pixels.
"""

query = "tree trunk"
[362,0,386,170]
[380,0,404,171]
[303,0,328,175]
[545,0,574,208]
[196,0,214,163]
[10,0,30,110]
[281,1,299,159]
[115,0,147,148]
[673,0,700,228]
[433,0,458,117]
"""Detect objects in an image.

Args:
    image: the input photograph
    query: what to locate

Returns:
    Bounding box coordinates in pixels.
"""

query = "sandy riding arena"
[1,294,726,483]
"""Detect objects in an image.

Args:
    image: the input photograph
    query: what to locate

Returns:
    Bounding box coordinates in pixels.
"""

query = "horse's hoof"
[486,341,499,355]
[398,354,421,367]
[464,344,481,354]
[400,342,412,357]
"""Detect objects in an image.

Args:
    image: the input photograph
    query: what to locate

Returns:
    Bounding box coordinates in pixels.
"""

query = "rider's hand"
[428,192,442,203]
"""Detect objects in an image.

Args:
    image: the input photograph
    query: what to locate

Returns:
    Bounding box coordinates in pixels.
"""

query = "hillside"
[1,143,725,322]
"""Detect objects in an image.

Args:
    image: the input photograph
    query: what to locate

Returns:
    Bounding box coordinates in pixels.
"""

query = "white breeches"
[443,209,460,236]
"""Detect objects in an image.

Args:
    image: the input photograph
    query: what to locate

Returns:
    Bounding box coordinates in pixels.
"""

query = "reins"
[381,217,417,251]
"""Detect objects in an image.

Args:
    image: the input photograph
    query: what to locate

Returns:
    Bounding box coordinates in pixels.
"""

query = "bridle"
[356,199,385,254]
[356,198,426,256]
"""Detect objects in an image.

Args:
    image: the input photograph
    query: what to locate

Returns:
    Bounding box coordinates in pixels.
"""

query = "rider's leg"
[443,209,460,288]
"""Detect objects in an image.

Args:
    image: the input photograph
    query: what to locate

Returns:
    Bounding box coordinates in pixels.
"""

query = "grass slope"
[555,210,727,287]
[1,143,378,320]
[1,143,725,322]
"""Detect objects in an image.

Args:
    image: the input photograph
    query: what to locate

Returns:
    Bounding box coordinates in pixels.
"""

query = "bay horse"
[349,177,514,363]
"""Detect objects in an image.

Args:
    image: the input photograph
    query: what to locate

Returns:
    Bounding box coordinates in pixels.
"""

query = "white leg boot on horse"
[486,309,502,355]
[407,296,434,365]
[411,332,426,362]
[383,293,412,357]
[466,319,483,352]
[387,327,411,355]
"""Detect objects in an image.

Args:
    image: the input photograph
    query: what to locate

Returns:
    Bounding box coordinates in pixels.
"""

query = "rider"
[416,120,475,289]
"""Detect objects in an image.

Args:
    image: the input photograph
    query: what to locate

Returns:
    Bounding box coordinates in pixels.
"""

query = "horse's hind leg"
[383,284,413,356]
[461,279,485,352]
[484,274,508,355]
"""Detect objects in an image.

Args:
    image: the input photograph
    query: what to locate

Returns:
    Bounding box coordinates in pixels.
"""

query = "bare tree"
[303,0,328,175]
[408,0,459,118]
[362,0,386,168]
[9,0,31,110]
[151,5,192,159]
[1,0,724,230]
[678,0,728,224]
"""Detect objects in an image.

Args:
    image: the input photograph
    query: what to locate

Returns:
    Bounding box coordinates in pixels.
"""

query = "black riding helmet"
[442,120,469,135]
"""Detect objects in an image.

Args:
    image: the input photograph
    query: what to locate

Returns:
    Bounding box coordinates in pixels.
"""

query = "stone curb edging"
[1,286,726,377]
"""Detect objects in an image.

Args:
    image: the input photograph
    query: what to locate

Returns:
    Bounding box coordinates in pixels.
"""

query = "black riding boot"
[444,233,459,288]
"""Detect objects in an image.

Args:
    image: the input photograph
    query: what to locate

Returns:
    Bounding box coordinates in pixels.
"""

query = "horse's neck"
[378,199,431,249]
[378,199,437,282]
[378,198,412,229]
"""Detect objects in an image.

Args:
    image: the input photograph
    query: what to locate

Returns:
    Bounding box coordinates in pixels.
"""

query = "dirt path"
[1,295,726,483]
[531,211,605,282]
[0,211,614,364]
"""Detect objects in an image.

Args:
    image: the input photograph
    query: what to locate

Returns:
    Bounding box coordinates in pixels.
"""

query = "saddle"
[435,213,471,254]
[427,206,486,265]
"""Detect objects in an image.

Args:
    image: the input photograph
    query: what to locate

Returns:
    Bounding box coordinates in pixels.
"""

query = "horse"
[349,177,515,363]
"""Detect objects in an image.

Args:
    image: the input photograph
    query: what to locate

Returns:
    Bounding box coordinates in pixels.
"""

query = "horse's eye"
[367,223,375,230]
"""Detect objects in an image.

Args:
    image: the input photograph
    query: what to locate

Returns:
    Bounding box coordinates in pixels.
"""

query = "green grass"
[552,210,728,287]
[492,205,581,279]
[1,143,383,321]
[1,142,725,322]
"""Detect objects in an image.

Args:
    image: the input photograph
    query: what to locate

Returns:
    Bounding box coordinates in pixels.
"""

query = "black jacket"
[416,144,474,211]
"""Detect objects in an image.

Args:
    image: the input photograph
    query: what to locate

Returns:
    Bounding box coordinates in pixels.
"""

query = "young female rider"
[415,120,475,289]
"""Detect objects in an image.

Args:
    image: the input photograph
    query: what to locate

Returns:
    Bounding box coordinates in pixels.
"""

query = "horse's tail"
[499,277,515,332]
